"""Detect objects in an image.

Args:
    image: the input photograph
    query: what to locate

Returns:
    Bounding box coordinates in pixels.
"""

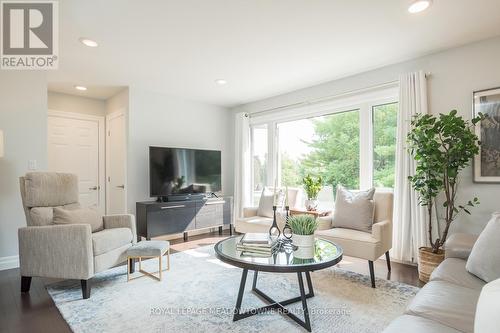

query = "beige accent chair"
[18,172,137,299]
[315,191,393,288]
[235,187,302,233]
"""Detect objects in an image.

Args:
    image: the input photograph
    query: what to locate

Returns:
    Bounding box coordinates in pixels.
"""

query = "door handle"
[89,186,98,191]
[116,185,125,189]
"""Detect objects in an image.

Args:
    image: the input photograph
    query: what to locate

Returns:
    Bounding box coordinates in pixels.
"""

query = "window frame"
[249,86,398,191]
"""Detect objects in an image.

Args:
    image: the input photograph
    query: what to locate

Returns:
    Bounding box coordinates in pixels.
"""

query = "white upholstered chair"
[235,187,302,233]
[315,191,393,288]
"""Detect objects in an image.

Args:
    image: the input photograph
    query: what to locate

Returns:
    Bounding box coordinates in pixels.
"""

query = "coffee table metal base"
[233,269,315,332]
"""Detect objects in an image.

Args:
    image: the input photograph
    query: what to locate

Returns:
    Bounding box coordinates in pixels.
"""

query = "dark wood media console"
[136,196,233,241]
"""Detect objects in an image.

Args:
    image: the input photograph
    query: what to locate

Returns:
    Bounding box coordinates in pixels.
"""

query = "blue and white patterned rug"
[47,246,418,333]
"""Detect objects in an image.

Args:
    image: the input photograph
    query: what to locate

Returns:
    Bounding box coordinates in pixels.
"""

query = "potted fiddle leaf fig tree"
[407,110,483,282]
[302,174,323,211]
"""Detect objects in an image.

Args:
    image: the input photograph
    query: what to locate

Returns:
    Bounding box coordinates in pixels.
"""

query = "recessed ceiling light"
[408,0,432,13]
[78,37,98,47]
[215,79,227,86]
[74,85,87,91]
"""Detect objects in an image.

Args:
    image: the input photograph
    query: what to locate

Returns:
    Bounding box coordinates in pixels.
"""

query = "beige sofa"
[383,233,484,333]
[315,191,393,288]
[18,172,137,299]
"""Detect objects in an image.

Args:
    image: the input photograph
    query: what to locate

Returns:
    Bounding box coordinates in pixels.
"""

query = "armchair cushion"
[103,214,137,243]
[23,172,79,207]
[92,228,133,256]
[243,206,259,218]
[29,203,80,226]
[316,227,384,261]
[53,207,104,232]
[333,186,375,232]
[257,188,284,218]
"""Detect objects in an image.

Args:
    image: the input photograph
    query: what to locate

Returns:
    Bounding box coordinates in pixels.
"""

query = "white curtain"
[392,71,429,263]
[233,112,252,219]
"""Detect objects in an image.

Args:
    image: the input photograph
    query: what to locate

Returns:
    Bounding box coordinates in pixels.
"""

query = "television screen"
[149,146,222,196]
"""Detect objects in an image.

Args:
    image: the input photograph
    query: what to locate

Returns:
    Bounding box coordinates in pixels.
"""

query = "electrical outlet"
[28,159,37,170]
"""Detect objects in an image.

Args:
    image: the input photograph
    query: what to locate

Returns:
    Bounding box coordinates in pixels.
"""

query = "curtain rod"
[249,72,431,118]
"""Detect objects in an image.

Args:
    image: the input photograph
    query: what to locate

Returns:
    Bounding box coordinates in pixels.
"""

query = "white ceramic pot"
[292,234,315,248]
[293,245,315,259]
[305,199,318,211]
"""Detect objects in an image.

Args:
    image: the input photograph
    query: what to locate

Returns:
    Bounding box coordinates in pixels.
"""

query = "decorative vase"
[293,245,315,259]
[292,234,315,248]
[305,199,318,211]
[418,247,445,283]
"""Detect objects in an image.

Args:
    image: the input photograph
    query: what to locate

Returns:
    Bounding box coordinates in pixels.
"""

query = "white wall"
[106,88,129,115]
[234,36,500,235]
[0,72,47,265]
[48,91,105,116]
[127,88,233,213]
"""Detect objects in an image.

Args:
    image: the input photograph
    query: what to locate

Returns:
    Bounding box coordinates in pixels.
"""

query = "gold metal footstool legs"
[126,241,171,282]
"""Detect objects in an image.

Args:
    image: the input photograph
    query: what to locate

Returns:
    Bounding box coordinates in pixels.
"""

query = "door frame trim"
[106,110,128,215]
[48,110,106,213]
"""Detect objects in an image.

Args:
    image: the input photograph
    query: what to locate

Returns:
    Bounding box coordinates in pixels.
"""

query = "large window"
[278,110,360,190]
[249,88,398,209]
[373,103,398,188]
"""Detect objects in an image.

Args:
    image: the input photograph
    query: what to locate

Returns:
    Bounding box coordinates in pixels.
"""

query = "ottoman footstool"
[127,240,170,281]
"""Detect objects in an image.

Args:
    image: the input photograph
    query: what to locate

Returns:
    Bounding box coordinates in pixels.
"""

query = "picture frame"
[473,87,500,183]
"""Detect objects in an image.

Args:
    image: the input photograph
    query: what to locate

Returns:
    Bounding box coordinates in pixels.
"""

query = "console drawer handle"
[206,201,226,205]
[160,205,186,209]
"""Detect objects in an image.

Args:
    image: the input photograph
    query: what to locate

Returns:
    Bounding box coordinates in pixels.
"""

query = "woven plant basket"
[418,247,445,283]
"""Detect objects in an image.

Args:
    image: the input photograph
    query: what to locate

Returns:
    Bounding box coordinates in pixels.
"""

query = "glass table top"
[214,236,343,273]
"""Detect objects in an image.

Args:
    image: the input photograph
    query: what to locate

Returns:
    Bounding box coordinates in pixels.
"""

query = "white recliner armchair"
[315,191,393,288]
[18,172,137,299]
[235,187,302,233]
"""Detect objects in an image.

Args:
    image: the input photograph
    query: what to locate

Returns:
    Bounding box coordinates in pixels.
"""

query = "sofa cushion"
[92,228,133,256]
[53,207,104,232]
[405,280,480,333]
[475,278,500,333]
[383,314,462,333]
[444,233,478,260]
[430,258,485,290]
[29,203,81,226]
[333,186,375,232]
[24,172,79,207]
[466,213,500,282]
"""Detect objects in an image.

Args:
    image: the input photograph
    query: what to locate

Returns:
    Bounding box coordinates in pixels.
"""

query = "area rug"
[47,246,418,333]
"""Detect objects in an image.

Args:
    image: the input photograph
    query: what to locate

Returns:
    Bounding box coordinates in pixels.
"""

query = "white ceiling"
[48,0,500,107]
[48,83,125,100]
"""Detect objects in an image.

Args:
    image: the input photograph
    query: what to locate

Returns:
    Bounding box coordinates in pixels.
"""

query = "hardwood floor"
[0,230,422,333]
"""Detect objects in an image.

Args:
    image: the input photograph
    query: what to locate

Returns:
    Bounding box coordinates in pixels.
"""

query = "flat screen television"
[149,146,222,197]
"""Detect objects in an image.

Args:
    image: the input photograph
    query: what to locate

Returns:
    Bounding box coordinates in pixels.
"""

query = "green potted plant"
[302,174,323,211]
[289,214,318,253]
[407,110,483,282]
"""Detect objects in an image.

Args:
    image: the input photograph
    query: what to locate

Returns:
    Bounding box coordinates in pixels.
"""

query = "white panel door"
[48,115,103,211]
[106,112,127,214]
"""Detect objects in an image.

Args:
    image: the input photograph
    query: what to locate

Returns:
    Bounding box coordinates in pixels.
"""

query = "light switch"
[28,160,37,170]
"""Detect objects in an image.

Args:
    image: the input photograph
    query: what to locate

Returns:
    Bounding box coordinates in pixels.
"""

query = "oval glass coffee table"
[214,236,343,332]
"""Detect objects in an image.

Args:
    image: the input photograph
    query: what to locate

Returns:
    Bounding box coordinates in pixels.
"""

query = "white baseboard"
[0,255,19,271]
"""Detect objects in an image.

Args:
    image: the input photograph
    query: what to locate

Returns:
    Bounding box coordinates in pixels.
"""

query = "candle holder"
[268,205,281,238]
[282,206,292,240]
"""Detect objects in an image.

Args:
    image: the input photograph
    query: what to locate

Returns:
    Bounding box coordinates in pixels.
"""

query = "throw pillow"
[53,207,104,233]
[466,213,500,282]
[257,188,284,218]
[332,185,375,232]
